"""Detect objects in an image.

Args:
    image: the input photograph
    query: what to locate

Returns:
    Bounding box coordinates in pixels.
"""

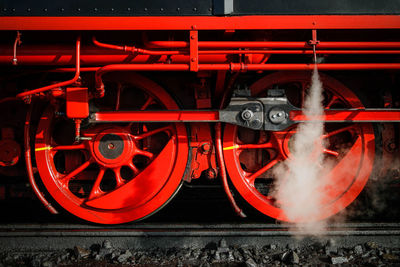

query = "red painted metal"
[148,41,400,49]
[24,102,58,214]
[186,123,218,181]
[189,30,199,72]
[66,87,89,119]
[223,71,375,222]
[291,109,400,122]
[95,64,189,93]
[198,50,400,55]
[4,47,400,66]
[0,128,20,167]
[1,16,400,30]
[216,123,246,218]
[94,63,400,92]
[93,109,400,123]
[34,73,189,224]
[94,110,219,122]
[92,36,183,55]
[198,63,400,71]
[16,37,81,99]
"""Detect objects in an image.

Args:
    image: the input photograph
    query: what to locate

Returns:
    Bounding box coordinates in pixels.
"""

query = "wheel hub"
[92,128,134,168]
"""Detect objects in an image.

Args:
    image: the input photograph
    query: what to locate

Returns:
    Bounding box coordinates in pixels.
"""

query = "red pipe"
[147,41,400,49]
[0,45,229,65]
[199,50,400,55]
[198,63,400,71]
[215,122,246,218]
[24,102,58,214]
[93,36,184,56]
[95,64,189,94]
[16,37,81,99]
[95,63,400,94]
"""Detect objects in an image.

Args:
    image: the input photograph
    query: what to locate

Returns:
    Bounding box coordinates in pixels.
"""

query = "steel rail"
[0,223,399,250]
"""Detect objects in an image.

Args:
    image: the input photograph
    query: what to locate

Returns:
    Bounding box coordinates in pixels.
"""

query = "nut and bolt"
[241,109,254,121]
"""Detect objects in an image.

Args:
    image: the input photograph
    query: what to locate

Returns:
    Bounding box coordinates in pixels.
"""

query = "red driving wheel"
[223,71,375,222]
[35,73,189,224]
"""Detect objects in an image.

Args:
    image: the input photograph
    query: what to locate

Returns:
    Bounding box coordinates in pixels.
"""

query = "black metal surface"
[98,134,124,160]
[1,0,400,16]
[233,0,400,15]
[0,0,212,16]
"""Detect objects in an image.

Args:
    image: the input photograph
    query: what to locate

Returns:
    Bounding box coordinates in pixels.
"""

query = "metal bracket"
[189,30,198,71]
[219,89,297,131]
[219,98,264,130]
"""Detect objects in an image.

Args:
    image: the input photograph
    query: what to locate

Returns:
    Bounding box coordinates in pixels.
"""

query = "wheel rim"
[35,73,189,224]
[223,71,375,222]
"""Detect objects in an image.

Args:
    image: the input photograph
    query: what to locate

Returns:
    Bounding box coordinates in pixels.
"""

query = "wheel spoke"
[52,144,86,151]
[133,125,173,140]
[247,158,279,185]
[141,95,154,110]
[88,168,105,200]
[236,143,275,150]
[323,148,340,157]
[326,95,340,109]
[128,162,140,175]
[60,160,91,185]
[322,125,356,139]
[136,149,154,159]
[114,168,124,187]
[115,83,123,111]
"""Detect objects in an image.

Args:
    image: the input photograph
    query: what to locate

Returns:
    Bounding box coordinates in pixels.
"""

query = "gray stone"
[98,247,112,258]
[41,261,53,267]
[282,251,300,264]
[117,250,132,263]
[269,244,277,250]
[382,253,399,261]
[331,256,349,265]
[354,245,363,255]
[74,246,90,259]
[102,239,112,249]
[362,250,373,258]
[227,251,235,262]
[245,258,257,267]
[366,241,378,250]
[31,258,42,267]
[325,239,338,255]
[219,238,228,248]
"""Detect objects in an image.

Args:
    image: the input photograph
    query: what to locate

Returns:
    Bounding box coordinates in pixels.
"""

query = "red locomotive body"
[0,0,400,224]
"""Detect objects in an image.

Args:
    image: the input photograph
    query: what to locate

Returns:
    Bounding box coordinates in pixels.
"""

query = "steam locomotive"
[0,0,400,224]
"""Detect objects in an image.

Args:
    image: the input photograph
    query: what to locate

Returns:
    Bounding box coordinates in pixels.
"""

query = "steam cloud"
[273,66,328,235]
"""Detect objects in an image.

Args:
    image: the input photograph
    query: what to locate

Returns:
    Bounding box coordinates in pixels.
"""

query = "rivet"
[127,7,131,11]
[176,7,180,11]
[60,8,65,12]
[94,8,98,12]
[27,8,31,12]
[144,7,148,11]
[11,8,15,12]
[193,7,197,11]
[77,8,81,12]
[2,8,7,12]
[160,8,164,11]
[43,8,48,12]
[110,8,114,11]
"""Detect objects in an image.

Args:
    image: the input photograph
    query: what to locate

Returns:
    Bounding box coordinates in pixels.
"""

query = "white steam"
[273,67,327,235]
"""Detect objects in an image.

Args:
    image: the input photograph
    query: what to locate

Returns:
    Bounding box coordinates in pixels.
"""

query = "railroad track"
[1,223,399,250]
